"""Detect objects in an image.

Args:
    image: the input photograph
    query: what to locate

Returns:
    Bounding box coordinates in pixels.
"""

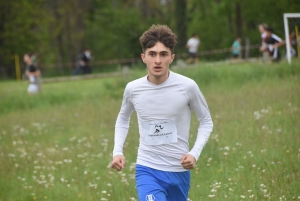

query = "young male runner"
[111,25,213,201]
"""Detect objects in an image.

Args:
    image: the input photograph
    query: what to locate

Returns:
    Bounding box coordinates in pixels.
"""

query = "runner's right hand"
[111,155,126,171]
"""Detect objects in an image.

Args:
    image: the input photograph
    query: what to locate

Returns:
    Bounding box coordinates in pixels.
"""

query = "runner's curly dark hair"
[139,25,177,53]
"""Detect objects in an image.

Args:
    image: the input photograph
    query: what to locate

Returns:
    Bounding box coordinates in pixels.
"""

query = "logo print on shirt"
[146,194,155,201]
[154,124,164,134]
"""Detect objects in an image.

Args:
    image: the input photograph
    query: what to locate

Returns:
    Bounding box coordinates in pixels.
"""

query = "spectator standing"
[289,31,297,57]
[231,37,241,59]
[186,34,200,64]
[73,49,92,75]
[259,23,270,62]
[23,53,41,94]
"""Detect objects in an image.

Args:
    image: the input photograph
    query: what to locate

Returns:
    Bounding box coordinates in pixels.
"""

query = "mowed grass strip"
[0,61,299,200]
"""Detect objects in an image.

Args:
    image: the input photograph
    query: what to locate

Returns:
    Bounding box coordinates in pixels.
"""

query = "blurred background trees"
[0,0,298,78]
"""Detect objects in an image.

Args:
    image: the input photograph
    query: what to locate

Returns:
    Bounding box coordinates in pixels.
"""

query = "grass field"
[0,61,299,201]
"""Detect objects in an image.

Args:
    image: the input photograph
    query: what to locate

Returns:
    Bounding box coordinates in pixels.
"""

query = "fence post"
[14,54,21,81]
[295,25,300,59]
[245,38,250,60]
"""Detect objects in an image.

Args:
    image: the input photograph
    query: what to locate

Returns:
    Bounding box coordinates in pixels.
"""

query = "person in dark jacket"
[73,49,92,75]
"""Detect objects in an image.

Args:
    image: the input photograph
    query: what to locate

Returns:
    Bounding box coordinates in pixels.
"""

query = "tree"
[174,0,187,51]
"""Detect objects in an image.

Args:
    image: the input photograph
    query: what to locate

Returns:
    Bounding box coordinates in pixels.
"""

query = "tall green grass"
[0,61,299,200]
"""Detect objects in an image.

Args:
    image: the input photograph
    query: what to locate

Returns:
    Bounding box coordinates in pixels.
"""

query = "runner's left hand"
[180,154,196,170]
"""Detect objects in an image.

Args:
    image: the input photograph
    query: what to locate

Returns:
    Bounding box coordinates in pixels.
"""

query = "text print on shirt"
[142,119,178,146]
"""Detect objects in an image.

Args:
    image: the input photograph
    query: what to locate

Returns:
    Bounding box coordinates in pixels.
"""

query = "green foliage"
[85,7,150,60]
[0,0,299,78]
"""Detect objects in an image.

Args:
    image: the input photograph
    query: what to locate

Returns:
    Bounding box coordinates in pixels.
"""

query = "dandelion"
[88,183,97,189]
[254,111,262,120]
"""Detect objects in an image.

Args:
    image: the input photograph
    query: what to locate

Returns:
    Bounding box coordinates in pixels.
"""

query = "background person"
[288,31,297,57]
[111,25,213,201]
[73,49,92,75]
[23,53,42,94]
[259,23,270,62]
[186,34,200,64]
[231,37,241,59]
[262,27,285,62]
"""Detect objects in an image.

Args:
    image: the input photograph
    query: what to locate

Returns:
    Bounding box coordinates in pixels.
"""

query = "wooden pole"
[245,38,250,60]
[295,25,300,59]
[14,54,21,81]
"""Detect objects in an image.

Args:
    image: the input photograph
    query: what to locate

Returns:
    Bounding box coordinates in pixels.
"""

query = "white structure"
[284,13,300,64]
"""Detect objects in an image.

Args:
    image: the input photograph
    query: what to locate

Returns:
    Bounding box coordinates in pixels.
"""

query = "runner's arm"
[271,34,285,48]
[188,83,213,161]
[113,85,135,157]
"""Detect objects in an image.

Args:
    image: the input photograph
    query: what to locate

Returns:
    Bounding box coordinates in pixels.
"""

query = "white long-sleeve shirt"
[113,71,213,172]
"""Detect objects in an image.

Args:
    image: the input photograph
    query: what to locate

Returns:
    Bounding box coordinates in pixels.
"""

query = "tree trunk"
[227,3,234,33]
[50,0,64,74]
[64,11,76,70]
[139,0,153,18]
[175,0,187,50]
[235,2,242,37]
[54,34,64,74]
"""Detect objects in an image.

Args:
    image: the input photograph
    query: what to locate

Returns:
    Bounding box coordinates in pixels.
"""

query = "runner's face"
[141,42,175,84]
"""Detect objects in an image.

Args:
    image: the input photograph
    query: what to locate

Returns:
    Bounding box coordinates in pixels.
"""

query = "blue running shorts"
[135,164,190,201]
